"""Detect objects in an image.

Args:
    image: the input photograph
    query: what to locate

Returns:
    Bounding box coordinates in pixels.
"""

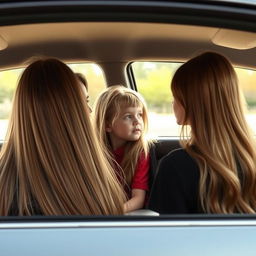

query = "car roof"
[0,22,256,68]
[0,0,256,70]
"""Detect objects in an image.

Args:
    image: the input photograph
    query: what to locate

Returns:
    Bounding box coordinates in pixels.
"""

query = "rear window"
[131,61,256,137]
[0,63,106,141]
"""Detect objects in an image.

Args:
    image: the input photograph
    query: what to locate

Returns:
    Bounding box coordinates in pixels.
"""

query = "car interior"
[2,2,256,255]
[1,1,256,216]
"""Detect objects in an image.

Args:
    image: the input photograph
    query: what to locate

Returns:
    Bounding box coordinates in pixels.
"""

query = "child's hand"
[124,189,146,213]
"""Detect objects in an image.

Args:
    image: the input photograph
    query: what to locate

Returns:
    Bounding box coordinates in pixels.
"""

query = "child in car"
[93,85,151,213]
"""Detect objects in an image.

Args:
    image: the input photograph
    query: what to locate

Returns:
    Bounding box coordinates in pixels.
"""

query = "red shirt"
[113,146,149,198]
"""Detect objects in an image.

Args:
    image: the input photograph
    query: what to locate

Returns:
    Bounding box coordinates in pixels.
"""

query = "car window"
[132,61,256,138]
[0,63,106,141]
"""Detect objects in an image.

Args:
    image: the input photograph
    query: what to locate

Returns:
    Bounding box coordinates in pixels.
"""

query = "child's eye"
[138,113,143,118]
[124,115,132,120]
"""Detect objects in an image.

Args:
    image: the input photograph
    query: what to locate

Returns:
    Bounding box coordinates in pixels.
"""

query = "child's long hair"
[171,51,256,213]
[0,58,125,216]
[94,85,150,185]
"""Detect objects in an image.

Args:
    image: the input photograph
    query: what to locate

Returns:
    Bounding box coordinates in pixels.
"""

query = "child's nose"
[133,117,140,124]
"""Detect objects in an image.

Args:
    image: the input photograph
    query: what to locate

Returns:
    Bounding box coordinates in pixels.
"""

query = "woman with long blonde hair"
[94,86,151,213]
[149,52,256,214]
[0,58,125,215]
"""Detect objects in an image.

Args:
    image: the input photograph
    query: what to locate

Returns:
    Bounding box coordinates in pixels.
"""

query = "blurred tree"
[133,62,181,113]
[0,68,21,103]
[236,68,256,109]
[69,63,105,106]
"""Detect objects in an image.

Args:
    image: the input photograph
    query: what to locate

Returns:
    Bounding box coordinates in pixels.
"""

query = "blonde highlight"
[93,85,151,187]
[172,52,256,213]
[0,57,125,216]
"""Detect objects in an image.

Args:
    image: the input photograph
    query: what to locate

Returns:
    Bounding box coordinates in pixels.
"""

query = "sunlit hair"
[171,51,256,213]
[93,85,150,185]
[0,57,125,216]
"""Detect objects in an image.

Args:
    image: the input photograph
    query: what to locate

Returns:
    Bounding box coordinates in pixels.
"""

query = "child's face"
[106,105,144,148]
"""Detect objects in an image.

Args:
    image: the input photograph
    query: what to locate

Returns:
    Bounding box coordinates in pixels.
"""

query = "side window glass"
[0,69,22,141]
[131,62,182,137]
[235,68,256,134]
[0,63,106,141]
[131,62,256,137]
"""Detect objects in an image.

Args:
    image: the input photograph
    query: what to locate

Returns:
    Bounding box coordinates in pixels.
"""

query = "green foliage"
[69,63,105,105]
[0,69,22,119]
[133,62,181,113]
[246,97,256,109]
[0,69,21,103]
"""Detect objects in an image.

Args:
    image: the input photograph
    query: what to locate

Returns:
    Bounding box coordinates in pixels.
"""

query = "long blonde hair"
[0,58,125,216]
[94,85,150,185]
[171,52,256,213]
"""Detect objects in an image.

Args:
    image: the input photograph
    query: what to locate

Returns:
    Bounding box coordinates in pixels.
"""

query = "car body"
[1,0,256,255]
